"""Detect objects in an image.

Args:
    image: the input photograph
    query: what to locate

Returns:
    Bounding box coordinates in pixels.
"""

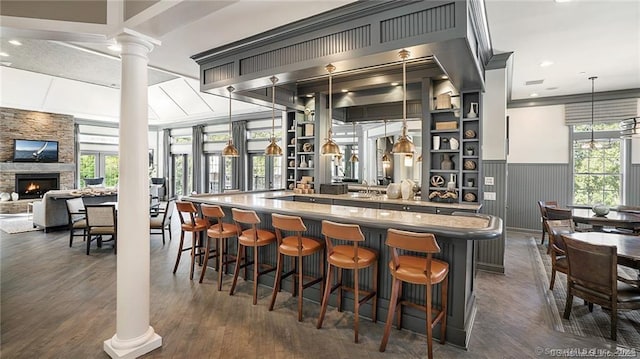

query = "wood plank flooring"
[0,215,630,358]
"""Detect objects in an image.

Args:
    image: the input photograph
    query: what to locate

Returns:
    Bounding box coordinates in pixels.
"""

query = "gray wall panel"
[629,164,640,205]
[506,163,571,231]
[477,160,506,273]
[380,2,455,43]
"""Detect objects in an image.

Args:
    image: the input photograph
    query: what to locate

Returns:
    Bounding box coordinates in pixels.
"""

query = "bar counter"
[184,191,503,349]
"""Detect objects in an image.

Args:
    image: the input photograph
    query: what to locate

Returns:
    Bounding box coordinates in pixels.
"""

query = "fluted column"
[103,32,162,359]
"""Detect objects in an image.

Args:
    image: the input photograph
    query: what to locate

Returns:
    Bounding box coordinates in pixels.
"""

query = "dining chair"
[562,234,640,341]
[173,201,208,280]
[316,220,378,343]
[65,197,87,247]
[85,204,117,255]
[546,206,572,221]
[544,219,573,290]
[150,200,174,245]
[537,201,557,246]
[378,228,448,359]
[199,204,240,289]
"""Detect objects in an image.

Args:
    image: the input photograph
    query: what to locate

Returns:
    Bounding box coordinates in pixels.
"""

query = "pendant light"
[581,76,602,150]
[382,120,391,166]
[321,64,341,156]
[265,76,283,156]
[392,49,416,155]
[222,86,239,157]
[350,121,359,163]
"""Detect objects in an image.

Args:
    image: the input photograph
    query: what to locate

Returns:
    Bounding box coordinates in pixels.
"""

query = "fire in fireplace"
[15,173,60,199]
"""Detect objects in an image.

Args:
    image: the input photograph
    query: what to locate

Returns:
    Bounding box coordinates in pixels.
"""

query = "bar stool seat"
[230,208,277,305]
[317,220,378,343]
[269,213,325,322]
[200,204,241,289]
[379,228,449,359]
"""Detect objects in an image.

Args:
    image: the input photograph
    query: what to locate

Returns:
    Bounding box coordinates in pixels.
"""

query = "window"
[572,122,623,206]
[248,154,283,191]
[79,152,118,187]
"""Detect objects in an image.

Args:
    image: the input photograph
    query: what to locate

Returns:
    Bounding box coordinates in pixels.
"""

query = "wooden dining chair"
[562,234,640,341]
[199,204,240,290]
[537,201,557,246]
[544,219,573,290]
[150,200,174,245]
[173,201,209,280]
[85,204,117,255]
[65,197,87,247]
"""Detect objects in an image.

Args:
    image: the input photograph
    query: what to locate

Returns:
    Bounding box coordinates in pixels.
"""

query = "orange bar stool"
[316,220,378,343]
[229,208,277,305]
[199,204,241,290]
[269,213,325,322]
[379,228,449,359]
[173,201,208,280]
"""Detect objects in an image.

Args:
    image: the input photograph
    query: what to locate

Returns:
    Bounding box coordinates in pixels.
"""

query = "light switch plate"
[484,177,494,186]
[484,192,496,200]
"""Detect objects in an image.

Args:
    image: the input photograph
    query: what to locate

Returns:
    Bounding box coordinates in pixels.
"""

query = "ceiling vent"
[525,79,544,86]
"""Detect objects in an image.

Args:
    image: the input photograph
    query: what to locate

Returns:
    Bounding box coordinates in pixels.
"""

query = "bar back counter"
[184,191,502,349]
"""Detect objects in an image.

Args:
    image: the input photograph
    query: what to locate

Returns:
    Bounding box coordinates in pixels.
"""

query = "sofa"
[32,189,118,232]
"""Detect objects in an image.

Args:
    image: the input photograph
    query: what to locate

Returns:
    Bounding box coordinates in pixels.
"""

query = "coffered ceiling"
[0,0,637,126]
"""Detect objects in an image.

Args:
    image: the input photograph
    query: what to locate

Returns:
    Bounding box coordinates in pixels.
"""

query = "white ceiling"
[0,0,638,126]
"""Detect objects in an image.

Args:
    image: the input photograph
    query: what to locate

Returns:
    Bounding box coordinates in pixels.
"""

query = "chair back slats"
[545,219,574,252]
[232,208,261,225]
[201,204,225,219]
[85,205,116,227]
[66,198,85,222]
[386,228,439,253]
[562,235,617,296]
[163,200,175,226]
[272,213,306,232]
[321,220,364,242]
[538,200,558,218]
[546,207,572,221]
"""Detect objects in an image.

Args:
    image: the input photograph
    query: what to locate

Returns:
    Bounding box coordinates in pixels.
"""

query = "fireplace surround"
[15,173,60,199]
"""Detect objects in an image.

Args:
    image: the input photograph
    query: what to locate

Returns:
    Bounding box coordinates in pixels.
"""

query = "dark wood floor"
[0,214,629,358]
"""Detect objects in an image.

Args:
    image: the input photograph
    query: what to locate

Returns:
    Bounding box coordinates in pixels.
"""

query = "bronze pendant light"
[265,76,283,156]
[382,120,391,165]
[222,86,239,157]
[321,64,341,156]
[392,49,416,155]
[350,121,359,163]
[581,76,602,150]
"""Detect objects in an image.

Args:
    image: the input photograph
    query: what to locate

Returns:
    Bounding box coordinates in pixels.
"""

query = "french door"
[171,154,192,197]
[79,151,119,187]
[248,153,282,191]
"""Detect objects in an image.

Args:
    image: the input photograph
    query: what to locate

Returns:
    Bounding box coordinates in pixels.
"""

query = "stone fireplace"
[15,173,60,199]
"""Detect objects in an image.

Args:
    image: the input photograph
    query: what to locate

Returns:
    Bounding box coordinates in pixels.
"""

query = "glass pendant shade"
[222,86,239,157]
[350,153,359,163]
[392,49,416,155]
[265,76,283,156]
[382,152,391,165]
[321,64,341,156]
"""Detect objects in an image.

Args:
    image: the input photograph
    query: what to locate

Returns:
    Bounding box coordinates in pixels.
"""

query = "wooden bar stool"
[269,213,325,322]
[229,208,277,305]
[379,228,449,359]
[199,204,241,290]
[316,220,378,343]
[173,201,208,280]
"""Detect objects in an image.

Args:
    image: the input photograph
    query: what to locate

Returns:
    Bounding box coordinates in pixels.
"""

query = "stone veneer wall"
[0,107,75,213]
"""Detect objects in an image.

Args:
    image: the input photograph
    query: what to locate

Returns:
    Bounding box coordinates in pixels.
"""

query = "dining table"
[571,208,640,233]
[563,231,640,270]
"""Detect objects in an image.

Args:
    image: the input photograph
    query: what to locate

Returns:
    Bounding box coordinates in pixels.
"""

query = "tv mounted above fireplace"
[13,139,59,163]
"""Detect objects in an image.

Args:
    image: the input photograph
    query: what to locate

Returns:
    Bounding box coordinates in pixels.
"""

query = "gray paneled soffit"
[192,1,489,96]
[508,88,640,109]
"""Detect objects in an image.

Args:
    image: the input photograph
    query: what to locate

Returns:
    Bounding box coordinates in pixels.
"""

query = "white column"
[104,32,162,359]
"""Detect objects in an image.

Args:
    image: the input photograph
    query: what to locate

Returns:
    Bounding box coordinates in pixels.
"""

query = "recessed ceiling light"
[539,60,554,67]
[578,71,586,75]
[555,0,571,3]
[108,44,121,52]
[8,40,22,46]
[391,82,399,86]
[306,94,314,98]
[0,52,9,57]
[441,75,449,79]
[530,93,539,97]
[546,87,559,91]
[341,89,348,93]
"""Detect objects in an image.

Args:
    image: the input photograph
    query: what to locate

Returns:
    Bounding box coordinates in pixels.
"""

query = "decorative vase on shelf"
[0,193,9,202]
[441,154,453,170]
[433,135,441,150]
[11,192,19,201]
[401,179,415,200]
[386,183,401,199]
[447,174,456,191]
[299,155,308,168]
[467,102,478,118]
[449,137,459,150]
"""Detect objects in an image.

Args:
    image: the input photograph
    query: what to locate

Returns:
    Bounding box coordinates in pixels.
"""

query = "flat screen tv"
[13,139,59,162]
